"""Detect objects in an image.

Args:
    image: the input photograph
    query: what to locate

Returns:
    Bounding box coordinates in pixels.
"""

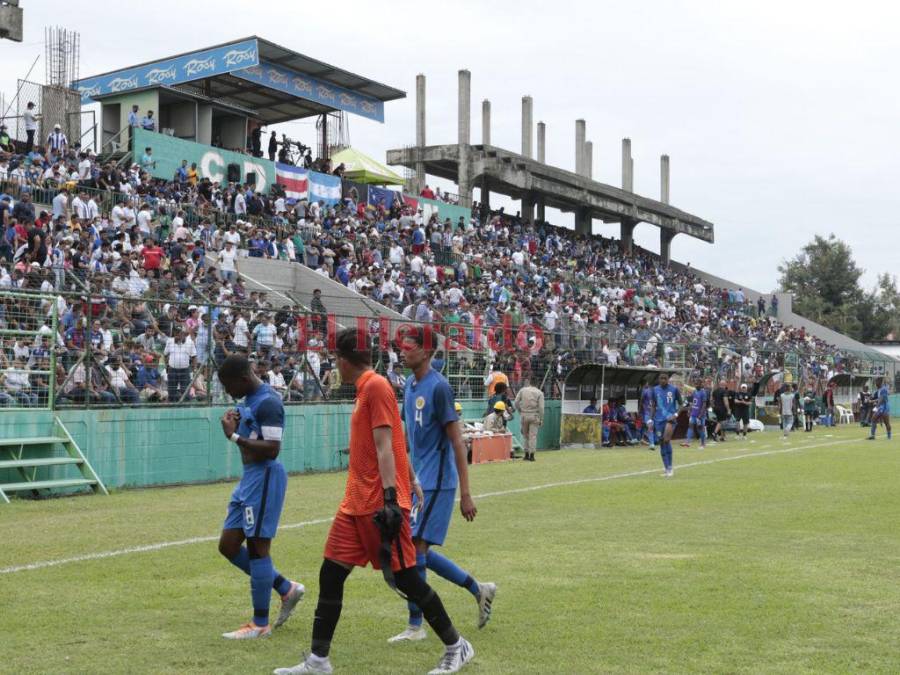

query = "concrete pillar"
[415,74,426,192]
[458,69,471,146]
[585,141,593,179]
[482,99,491,146]
[622,138,633,191]
[537,197,545,222]
[660,154,670,204]
[537,121,546,163]
[521,95,533,158]
[457,69,472,207]
[522,192,535,223]
[575,119,586,175]
[660,229,675,265]
[575,206,591,236]
[621,219,636,255]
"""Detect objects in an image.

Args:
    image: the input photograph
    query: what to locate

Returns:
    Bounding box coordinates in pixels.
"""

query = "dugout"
[560,364,677,447]
[828,373,872,416]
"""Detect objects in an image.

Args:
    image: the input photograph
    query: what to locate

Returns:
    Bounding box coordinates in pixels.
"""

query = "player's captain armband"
[261,426,284,441]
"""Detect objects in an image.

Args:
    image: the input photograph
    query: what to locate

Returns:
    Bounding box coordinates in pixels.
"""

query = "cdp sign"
[199,150,271,192]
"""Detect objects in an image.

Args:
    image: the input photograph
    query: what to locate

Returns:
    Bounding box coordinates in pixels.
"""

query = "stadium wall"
[0,401,561,490]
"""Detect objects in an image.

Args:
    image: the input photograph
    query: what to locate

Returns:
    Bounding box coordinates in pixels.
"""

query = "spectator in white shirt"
[219,240,238,282]
[164,330,196,401]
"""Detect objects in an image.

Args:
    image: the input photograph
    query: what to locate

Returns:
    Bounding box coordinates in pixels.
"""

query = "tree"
[778,234,899,342]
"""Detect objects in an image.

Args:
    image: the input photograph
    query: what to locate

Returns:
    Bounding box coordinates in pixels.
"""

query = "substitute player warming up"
[388,325,496,644]
[217,355,305,640]
[273,328,474,675]
[650,373,683,478]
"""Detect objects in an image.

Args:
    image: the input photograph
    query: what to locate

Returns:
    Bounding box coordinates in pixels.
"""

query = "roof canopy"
[564,364,677,389]
[74,36,405,124]
[330,147,404,185]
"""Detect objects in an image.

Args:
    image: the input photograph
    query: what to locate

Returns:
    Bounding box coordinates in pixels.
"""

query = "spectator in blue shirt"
[582,397,599,414]
[176,160,188,184]
[128,105,139,127]
[141,111,156,131]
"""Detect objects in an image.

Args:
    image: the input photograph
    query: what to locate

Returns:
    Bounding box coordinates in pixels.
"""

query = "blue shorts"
[410,489,455,546]
[224,460,287,539]
[689,415,706,426]
[874,406,889,418]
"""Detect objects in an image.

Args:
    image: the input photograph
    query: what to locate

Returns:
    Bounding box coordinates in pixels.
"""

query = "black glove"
[373,487,403,541]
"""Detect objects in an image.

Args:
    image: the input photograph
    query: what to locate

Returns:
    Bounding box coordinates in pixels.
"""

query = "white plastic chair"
[835,405,853,424]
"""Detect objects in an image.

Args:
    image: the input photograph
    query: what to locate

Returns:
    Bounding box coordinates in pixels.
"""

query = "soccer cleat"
[387,625,428,643]
[680,442,690,448]
[273,653,333,674]
[274,582,305,629]
[428,637,475,674]
[664,468,674,478]
[222,622,272,640]
[476,582,496,629]
[866,436,876,441]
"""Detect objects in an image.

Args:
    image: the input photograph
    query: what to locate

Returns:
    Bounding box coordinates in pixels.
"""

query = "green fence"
[0,400,561,489]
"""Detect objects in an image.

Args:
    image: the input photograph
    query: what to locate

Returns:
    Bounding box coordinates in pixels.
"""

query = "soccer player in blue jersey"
[389,325,497,643]
[640,382,656,451]
[216,354,304,640]
[867,377,892,441]
[650,372,683,477]
[681,378,709,449]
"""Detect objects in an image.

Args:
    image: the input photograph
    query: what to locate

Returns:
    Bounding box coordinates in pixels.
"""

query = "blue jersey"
[640,388,653,419]
[652,383,682,422]
[690,388,708,417]
[403,368,459,491]
[235,382,285,468]
[876,386,890,411]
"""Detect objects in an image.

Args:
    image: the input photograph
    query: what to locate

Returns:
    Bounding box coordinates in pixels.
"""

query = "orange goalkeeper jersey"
[339,369,412,516]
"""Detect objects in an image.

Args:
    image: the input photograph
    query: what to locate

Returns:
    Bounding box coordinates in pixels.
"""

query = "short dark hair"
[218,354,252,381]
[495,381,508,395]
[405,324,437,352]
[336,327,371,367]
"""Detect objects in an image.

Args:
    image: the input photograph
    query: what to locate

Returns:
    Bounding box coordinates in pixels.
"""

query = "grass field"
[2,425,899,674]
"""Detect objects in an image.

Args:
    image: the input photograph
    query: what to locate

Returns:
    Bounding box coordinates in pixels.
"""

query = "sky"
[1,0,898,292]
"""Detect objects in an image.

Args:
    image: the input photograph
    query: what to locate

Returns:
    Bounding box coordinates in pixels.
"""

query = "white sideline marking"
[0,438,848,575]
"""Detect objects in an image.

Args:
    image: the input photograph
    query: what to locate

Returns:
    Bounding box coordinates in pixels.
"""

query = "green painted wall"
[102,90,160,137]
[0,401,561,490]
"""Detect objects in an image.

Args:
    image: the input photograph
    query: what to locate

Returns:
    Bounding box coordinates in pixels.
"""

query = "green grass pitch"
[2,426,899,674]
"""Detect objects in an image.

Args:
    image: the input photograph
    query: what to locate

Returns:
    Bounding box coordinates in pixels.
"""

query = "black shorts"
[736,410,750,423]
[714,407,728,422]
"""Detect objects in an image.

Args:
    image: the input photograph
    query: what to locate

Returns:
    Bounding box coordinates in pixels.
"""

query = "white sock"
[448,637,464,650]
[309,653,329,664]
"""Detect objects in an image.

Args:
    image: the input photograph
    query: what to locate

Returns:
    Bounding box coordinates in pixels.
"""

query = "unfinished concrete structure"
[389,70,714,263]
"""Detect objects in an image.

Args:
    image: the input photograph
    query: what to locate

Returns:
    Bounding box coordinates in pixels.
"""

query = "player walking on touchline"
[388,325,496,644]
[217,354,305,640]
[867,377,892,441]
[274,328,474,675]
[650,372,683,478]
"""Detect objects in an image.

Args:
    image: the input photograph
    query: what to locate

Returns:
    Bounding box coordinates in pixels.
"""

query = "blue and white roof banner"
[232,61,385,123]
[73,39,260,103]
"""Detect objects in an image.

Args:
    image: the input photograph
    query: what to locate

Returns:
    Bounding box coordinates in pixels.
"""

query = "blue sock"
[871,422,877,437]
[426,549,480,597]
[229,547,251,574]
[685,426,694,441]
[661,442,673,470]
[408,553,426,627]
[230,546,292,595]
[700,428,707,446]
[249,556,274,627]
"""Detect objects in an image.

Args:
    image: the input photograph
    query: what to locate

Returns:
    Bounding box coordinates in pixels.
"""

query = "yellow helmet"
[454,402,463,413]
[493,401,506,411]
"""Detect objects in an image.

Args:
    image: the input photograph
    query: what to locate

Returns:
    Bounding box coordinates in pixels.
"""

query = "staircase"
[0,417,108,503]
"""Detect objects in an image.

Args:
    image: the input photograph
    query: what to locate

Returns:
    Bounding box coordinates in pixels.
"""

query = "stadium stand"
[0,132,895,416]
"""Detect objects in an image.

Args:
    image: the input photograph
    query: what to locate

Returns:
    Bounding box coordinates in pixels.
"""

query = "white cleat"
[428,637,475,674]
[475,582,496,629]
[388,625,427,643]
[222,622,272,640]
[664,468,674,478]
[273,653,333,674]
[274,582,305,629]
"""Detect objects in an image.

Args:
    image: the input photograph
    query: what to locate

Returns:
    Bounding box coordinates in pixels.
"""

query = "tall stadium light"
[0,1,23,42]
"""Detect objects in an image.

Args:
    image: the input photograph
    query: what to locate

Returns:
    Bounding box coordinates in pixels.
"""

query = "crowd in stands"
[0,132,885,408]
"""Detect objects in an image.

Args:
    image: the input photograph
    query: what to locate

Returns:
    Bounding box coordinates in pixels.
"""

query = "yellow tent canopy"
[330,146,405,185]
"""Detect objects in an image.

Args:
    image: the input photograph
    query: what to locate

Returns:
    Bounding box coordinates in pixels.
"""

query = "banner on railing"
[402,195,471,226]
[275,163,308,201]
[309,171,341,207]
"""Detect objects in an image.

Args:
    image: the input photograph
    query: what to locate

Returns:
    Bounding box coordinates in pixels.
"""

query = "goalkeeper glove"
[373,487,403,541]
